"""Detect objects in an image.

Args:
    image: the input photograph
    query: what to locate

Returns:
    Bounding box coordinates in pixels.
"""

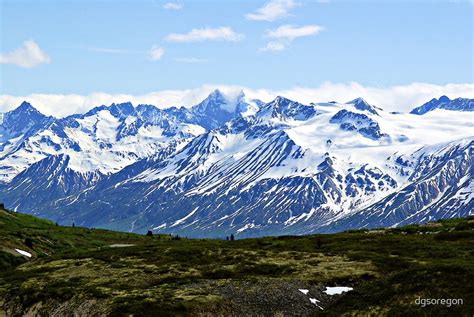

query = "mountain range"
[0,91,472,237]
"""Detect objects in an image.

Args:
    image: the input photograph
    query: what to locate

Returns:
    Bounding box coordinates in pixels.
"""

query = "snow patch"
[324,286,353,295]
[15,249,32,257]
[309,298,323,310]
[298,289,309,295]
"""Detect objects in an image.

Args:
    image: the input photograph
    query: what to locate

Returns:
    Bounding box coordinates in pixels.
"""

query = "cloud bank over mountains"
[0,82,473,118]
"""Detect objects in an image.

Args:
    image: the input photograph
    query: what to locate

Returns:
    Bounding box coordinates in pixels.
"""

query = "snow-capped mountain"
[0,101,53,141]
[0,93,472,237]
[0,102,200,183]
[319,139,473,232]
[0,154,103,212]
[0,100,204,206]
[410,95,474,115]
[0,90,259,209]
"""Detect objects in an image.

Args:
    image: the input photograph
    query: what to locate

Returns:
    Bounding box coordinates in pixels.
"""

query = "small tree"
[72,222,75,228]
[146,230,153,237]
[316,238,322,249]
[230,234,235,241]
[24,237,33,249]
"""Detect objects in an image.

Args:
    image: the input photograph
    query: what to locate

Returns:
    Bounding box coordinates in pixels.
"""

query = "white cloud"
[165,27,244,42]
[2,83,473,117]
[173,57,208,63]
[0,40,50,68]
[259,41,287,52]
[163,2,183,10]
[246,0,298,21]
[259,25,323,53]
[149,46,165,60]
[266,24,324,40]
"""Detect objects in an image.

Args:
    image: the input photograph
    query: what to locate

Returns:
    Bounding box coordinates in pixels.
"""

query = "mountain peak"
[210,88,224,96]
[111,101,134,107]
[15,101,40,114]
[263,96,299,110]
[273,96,292,104]
[348,97,368,104]
[205,89,225,102]
[205,89,226,102]
[346,98,379,115]
[189,90,236,129]
[193,89,231,114]
[109,102,136,118]
[0,101,50,139]
[259,96,316,121]
[236,89,245,99]
[439,95,450,103]
[19,100,33,108]
[10,101,47,118]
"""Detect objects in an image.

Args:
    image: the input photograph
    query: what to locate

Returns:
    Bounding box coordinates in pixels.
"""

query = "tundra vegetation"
[0,208,473,316]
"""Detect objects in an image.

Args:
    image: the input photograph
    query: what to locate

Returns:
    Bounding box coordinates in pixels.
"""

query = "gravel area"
[218,279,334,316]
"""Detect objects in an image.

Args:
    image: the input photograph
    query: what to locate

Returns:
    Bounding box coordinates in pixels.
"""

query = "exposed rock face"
[330,110,388,140]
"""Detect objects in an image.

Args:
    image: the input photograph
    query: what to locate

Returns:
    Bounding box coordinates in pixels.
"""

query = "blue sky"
[1,0,473,96]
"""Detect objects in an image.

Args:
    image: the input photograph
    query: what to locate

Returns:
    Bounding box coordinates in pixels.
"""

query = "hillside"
[1,209,473,316]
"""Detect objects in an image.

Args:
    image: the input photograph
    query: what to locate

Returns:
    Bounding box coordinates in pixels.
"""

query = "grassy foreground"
[0,208,473,316]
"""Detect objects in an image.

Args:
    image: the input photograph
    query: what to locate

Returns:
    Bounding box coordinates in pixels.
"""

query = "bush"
[24,237,33,248]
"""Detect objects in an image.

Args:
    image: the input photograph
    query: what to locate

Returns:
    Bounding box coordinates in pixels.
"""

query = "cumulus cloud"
[149,46,165,60]
[266,24,324,40]
[163,2,183,10]
[259,41,287,52]
[246,0,298,21]
[1,83,473,118]
[165,27,244,42]
[0,40,50,68]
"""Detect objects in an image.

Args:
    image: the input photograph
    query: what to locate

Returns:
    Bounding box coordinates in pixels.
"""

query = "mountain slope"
[0,154,103,212]
[318,139,473,232]
[0,95,472,237]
